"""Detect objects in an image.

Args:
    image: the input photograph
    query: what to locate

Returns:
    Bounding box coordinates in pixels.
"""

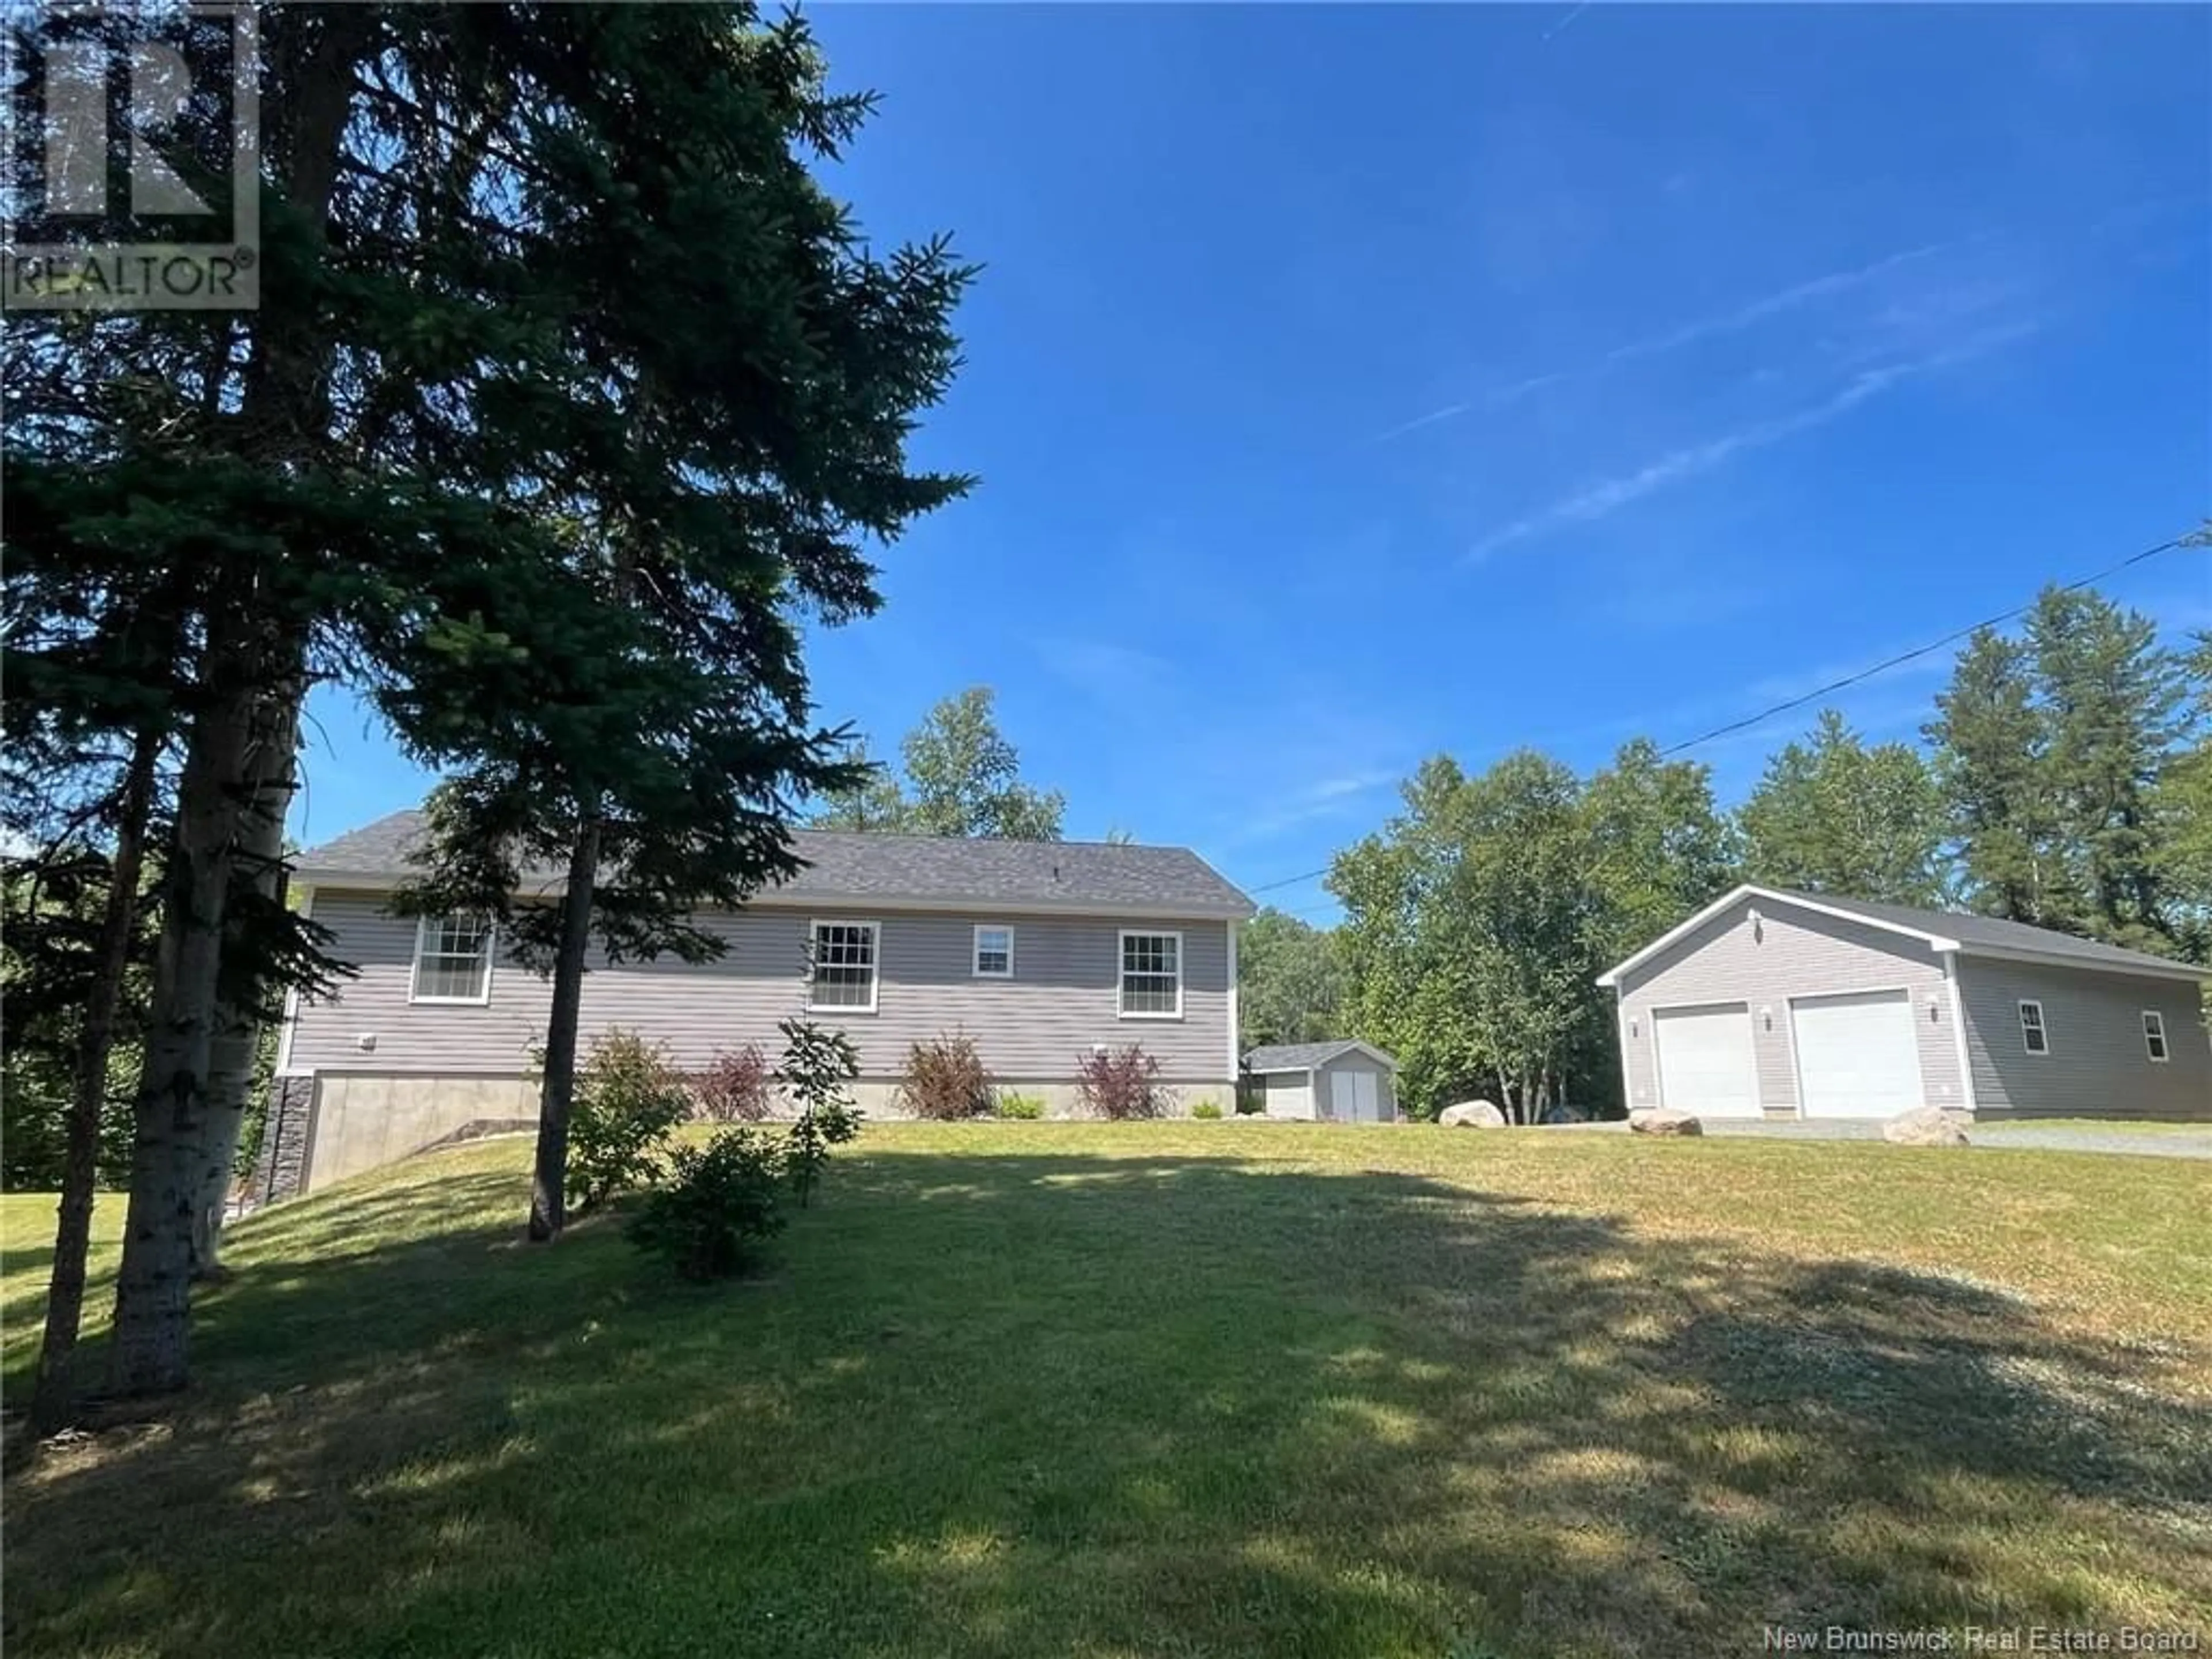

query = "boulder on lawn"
[1628,1109,1702,1137]
[1438,1100,1507,1128]
[1882,1105,1970,1147]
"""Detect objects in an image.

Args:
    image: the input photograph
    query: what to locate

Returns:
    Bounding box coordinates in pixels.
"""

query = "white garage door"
[1653,1004,1760,1118]
[1791,990,1922,1119]
[1329,1069,1380,1122]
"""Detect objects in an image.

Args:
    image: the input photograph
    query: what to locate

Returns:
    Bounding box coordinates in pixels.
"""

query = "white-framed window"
[808,919,880,1013]
[2143,1010,2169,1063]
[410,915,495,1005]
[1119,929,1182,1019]
[973,925,1014,979]
[2018,999,2049,1056]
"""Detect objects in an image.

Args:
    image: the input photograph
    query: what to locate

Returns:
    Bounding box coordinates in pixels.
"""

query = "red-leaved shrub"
[897,1034,994,1120]
[692,1044,774,1123]
[1075,1044,1163,1120]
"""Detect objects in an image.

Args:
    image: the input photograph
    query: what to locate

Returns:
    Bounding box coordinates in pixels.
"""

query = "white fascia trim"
[1952,941,2211,984]
[1941,950,1979,1114]
[272,882,315,1074]
[1225,921,1240,1081]
[1594,884,1959,988]
[294,870,1250,923]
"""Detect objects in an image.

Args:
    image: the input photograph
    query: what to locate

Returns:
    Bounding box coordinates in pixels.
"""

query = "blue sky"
[294,3,2211,923]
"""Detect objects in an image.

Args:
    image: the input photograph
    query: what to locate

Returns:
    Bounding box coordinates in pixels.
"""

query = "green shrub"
[775,1017,862,1207]
[567,1029,690,1211]
[897,1033,994,1120]
[1190,1098,1224,1120]
[691,1044,774,1123]
[994,1090,1046,1120]
[626,1128,787,1280]
[1075,1044,1163,1120]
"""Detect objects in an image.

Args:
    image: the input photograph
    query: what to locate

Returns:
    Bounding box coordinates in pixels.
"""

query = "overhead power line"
[1236,527,2205,898]
[1656,531,2200,757]
[1247,865,1332,895]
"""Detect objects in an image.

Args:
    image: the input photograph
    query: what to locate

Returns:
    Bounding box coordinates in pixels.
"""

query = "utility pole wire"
[1236,527,2205,897]
[1656,532,2199,757]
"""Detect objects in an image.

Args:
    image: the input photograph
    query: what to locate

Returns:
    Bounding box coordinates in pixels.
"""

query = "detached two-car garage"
[1603,884,2212,1123]
[1649,990,1925,1119]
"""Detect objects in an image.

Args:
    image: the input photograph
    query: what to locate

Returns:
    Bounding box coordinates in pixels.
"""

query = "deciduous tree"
[1236,909,1347,1050]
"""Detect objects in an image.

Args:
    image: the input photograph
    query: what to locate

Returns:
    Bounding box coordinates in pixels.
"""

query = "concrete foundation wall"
[305,1073,542,1191]
[280,1068,1236,1196]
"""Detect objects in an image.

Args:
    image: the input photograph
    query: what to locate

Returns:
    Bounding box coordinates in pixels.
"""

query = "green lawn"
[6,1124,2209,1658]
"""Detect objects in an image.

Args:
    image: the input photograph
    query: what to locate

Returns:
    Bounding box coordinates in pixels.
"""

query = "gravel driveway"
[1684,1117,2212,1160]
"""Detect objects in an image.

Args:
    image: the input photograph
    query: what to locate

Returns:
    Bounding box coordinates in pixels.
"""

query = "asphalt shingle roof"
[1243,1040,1398,1073]
[1768,888,2202,978]
[296,809,1255,917]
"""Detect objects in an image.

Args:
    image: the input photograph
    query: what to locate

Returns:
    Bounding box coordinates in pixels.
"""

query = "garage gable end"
[1612,895,1968,1118]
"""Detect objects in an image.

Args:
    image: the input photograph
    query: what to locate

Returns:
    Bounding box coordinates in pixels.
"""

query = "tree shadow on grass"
[6,1149,2209,1659]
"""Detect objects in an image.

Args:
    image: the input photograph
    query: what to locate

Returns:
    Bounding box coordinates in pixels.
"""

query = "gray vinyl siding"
[1257,1073,1315,1119]
[1956,958,2211,1120]
[1615,895,1965,1116]
[1309,1054,1398,1121]
[290,891,1234,1084]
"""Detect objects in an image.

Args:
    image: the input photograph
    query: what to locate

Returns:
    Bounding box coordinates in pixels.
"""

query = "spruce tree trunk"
[529,816,603,1242]
[105,683,259,1397]
[28,725,161,1436]
[105,5,372,1397]
[191,687,301,1278]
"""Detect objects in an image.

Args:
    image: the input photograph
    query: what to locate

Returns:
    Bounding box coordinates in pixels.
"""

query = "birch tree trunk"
[28,726,161,1435]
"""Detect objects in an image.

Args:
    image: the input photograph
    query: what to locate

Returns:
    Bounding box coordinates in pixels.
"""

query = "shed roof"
[1243,1040,1400,1074]
[296,809,1255,919]
[1596,884,2206,987]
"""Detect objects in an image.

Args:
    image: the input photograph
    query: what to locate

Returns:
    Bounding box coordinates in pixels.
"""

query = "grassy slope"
[5,1124,2209,1659]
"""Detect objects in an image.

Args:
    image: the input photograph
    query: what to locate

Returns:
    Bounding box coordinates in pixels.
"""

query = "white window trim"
[2017,998,2048,1056]
[972,923,1015,979]
[274,884,315,1073]
[408,914,496,1007]
[2142,1010,2169,1063]
[1118,927,1184,1021]
[806,918,881,1016]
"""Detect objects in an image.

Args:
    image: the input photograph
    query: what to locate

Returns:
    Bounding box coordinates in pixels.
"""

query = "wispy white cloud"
[1368,374,1562,445]
[1218,767,1402,849]
[1541,1,1594,43]
[1037,638,1175,705]
[1603,242,1955,366]
[1369,239,1975,448]
[1370,403,1472,444]
[1464,323,2039,563]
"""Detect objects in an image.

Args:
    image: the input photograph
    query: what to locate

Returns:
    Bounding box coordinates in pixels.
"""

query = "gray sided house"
[258,811,1255,1198]
[1597,885,2210,1123]
[1243,1041,1400,1122]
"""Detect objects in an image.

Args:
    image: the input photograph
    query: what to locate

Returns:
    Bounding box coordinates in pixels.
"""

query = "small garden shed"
[1243,1040,1400,1122]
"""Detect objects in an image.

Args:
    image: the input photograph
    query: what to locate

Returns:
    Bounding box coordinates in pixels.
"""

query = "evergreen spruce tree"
[2026,586,2186,951]
[1927,628,2058,923]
